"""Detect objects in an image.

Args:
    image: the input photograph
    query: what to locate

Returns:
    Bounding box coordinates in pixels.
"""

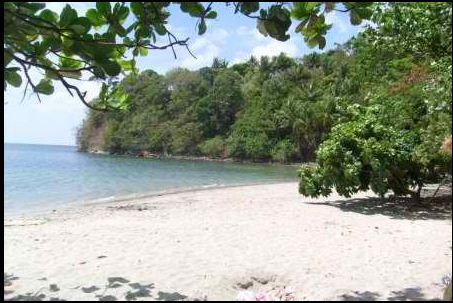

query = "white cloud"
[251,39,299,59]
[231,27,300,63]
[179,29,230,70]
[231,51,249,65]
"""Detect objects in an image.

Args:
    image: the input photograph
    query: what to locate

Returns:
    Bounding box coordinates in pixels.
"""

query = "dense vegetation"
[298,2,452,201]
[77,51,346,163]
[78,2,451,201]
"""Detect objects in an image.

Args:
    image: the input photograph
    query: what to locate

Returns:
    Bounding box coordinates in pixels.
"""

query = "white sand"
[4,182,452,301]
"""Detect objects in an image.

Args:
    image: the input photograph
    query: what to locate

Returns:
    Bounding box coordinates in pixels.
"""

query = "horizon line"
[4,142,76,147]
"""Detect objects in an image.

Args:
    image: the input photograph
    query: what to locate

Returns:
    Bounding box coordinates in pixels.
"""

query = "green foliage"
[271,140,297,164]
[197,69,244,137]
[299,104,426,198]
[198,136,226,158]
[298,2,452,200]
[169,122,203,155]
[4,2,375,109]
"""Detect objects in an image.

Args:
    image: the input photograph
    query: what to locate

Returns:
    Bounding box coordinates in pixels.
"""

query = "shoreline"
[4,182,452,301]
[4,181,297,220]
[84,149,310,168]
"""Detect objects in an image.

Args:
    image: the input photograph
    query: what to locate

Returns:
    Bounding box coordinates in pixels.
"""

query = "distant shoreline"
[85,149,309,168]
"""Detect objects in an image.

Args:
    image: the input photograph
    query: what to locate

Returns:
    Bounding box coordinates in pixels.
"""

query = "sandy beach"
[4,182,452,301]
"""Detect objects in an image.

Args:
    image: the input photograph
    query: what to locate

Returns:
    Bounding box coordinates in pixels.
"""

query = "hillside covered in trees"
[78,2,451,199]
[77,49,353,163]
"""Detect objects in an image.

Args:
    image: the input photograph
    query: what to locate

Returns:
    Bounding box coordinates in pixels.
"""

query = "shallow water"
[4,143,298,214]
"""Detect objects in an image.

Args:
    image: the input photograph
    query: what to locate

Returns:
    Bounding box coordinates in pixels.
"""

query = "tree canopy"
[4,2,375,110]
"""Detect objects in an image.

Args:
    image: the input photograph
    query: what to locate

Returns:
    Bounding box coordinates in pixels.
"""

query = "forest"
[77,2,451,200]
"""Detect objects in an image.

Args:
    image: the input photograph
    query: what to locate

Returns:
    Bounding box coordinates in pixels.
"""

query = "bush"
[227,131,271,161]
[198,136,226,158]
[169,122,203,155]
[298,104,447,200]
[271,140,297,163]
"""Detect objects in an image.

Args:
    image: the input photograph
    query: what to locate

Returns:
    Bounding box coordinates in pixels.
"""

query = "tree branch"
[57,75,109,112]
[15,58,42,103]
[333,8,352,13]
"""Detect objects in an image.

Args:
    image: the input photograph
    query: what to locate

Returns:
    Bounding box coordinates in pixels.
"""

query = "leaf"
[4,51,13,67]
[39,9,59,23]
[35,79,54,95]
[355,7,373,20]
[5,70,22,87]
[126,22,137,34]
[111,22,127,37]
[198,20,207,35]
[62,37,74,49]
[20,3,45,13]
[295,19,309,33]
[350,10,362,25]
[239,2,260,15]
[324,2,336,13]
[305,2,319,12]
[96,2,112,17]
[123,36,133,46]
[205,11,217,19]
[74,17,92,34]
[138,46,148,56]
[86,9,105,27]
[60,5,78,27]
[119,59,136,72]
[154,24,167,35]
[318,36,326,49]
[291,3,309,19]
[100,60,121,76]
[70,24,87,35]
[45,69,60,80]
[180,2,204,17]
[118,6,129,22]
[130,2,144,17]
[257,19,268,36]
[59,56,83,69]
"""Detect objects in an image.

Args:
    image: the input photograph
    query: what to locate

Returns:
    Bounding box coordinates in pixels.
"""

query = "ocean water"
[4,143,298,215]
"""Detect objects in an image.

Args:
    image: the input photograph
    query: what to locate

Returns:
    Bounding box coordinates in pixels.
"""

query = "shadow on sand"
[339,287,442,301]
[4,273,203,301]
[307,192,451,220]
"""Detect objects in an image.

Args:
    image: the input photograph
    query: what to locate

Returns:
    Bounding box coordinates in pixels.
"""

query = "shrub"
[169,122,203,155]
[198,136,226,158]
[298,104,448,201]
[271,140,297,163]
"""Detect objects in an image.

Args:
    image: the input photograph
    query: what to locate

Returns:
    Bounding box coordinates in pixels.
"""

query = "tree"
[4,2,375,110]
[298,2,452,201]
[197,69,244,137]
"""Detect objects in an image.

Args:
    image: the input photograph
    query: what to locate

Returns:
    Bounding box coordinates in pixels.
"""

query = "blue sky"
[4,3,367,146]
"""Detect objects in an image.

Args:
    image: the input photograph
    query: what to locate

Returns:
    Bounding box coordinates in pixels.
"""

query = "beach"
[4,182,452,301]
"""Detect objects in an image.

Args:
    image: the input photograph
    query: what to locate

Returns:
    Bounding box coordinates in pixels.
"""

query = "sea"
[4,143,298,215]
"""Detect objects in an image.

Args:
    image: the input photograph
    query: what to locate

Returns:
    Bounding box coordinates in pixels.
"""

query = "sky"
[4,2,368,146]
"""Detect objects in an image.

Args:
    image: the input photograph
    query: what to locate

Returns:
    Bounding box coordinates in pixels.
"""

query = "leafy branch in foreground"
[4,2,374,110]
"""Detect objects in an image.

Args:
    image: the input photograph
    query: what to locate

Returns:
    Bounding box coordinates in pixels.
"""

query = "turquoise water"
[4,143,298,214]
